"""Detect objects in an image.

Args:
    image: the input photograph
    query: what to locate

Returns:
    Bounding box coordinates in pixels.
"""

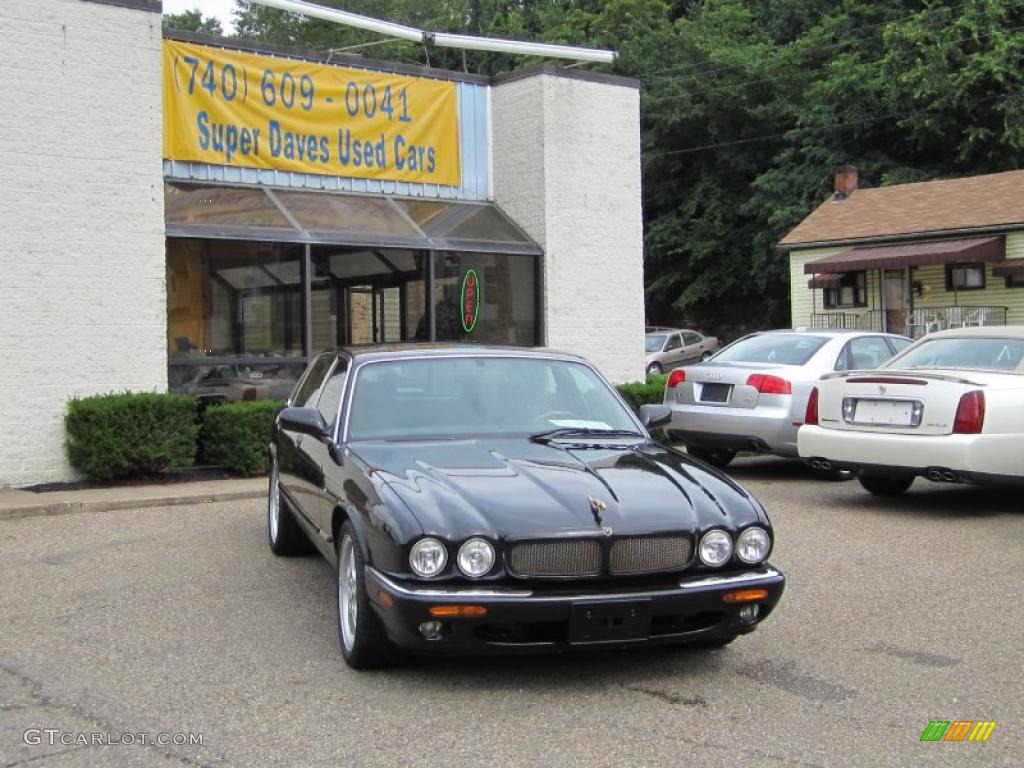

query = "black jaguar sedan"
[268,346,785,668]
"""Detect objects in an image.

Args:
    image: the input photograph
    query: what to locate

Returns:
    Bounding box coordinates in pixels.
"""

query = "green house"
[781,167,1024,338]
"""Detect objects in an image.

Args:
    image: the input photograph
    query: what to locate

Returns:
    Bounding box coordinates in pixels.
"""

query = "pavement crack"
[3,744,90,768]
[624,684,707,707]
[0,662,225,768]
[868,643,960,668]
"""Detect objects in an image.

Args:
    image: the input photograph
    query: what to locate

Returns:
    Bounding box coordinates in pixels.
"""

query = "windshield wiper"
[528,427,642,443]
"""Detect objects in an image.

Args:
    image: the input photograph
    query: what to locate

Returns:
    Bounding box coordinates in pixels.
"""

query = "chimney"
[833,165,858,199]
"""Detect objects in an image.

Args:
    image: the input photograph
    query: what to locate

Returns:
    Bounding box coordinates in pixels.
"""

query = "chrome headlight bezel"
[736,526,771,564]
[457,537,496,578]
[409,537,448,578]
[698,529,733,567]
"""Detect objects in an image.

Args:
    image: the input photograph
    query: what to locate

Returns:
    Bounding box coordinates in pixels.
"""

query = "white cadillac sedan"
[799,327,1024,495]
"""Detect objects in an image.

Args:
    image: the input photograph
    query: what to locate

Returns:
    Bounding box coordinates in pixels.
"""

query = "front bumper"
[365,565,785,654]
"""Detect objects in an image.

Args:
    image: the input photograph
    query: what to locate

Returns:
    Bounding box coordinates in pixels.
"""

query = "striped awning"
[804,236,1004,274]
[808,273,843,289]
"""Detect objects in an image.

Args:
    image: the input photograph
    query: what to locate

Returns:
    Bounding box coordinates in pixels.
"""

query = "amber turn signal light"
[428,605,487,618]
[723,589,768,604]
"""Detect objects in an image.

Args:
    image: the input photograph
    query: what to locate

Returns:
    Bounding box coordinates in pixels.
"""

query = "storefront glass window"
[310,246,426,349]
[431,252,537,345]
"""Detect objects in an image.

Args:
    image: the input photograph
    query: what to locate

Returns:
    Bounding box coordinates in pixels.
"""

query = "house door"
[883,270,908,335]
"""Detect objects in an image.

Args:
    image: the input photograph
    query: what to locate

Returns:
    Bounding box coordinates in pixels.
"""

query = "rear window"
[713,334,828,366]
[888,337,1024,372]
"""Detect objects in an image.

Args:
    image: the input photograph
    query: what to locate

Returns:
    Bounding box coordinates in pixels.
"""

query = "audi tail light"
[746,373,792,395]
[667,370,686,389]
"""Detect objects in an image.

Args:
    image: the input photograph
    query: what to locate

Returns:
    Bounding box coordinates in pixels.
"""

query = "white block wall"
[491,71,645,384]
[0,0,165,486]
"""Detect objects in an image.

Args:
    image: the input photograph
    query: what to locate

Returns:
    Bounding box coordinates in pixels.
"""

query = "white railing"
[905,306,1007,338]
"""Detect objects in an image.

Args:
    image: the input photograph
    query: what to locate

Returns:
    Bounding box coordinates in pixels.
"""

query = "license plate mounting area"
[568,599,652,644]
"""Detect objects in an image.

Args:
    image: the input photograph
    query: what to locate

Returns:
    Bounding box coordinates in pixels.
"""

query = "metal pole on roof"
[248,0,617,64]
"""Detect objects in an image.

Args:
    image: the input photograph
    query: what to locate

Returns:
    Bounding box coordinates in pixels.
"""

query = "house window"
[823,272,867,308]
[946,263,986,291]
[1005,273,1024,288]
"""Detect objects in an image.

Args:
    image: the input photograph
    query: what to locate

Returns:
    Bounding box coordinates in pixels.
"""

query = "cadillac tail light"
[804,387,819,426]
[746,373,792,395]
[667,369,686,388]
[953,390,985,434]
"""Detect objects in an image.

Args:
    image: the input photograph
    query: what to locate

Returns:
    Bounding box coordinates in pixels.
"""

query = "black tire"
[647,362,663,375]
[267,460,312,556]
[686,445,737,469]
[700,352,712,361]
[858,471,914,496]
[686,635,737,649]
[336,522,400,669]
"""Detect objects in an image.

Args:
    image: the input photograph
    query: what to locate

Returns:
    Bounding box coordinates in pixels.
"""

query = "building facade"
[0,0,644,486]
[783,167,1024,338]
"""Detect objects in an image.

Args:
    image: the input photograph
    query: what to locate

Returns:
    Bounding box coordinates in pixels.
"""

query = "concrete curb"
[0,488,265,520]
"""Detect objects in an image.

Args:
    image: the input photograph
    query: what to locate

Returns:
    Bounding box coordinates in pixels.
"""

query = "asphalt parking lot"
[1,456,1021,768]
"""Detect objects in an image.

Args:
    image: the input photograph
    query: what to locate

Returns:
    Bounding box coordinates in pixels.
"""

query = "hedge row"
[616,373,668,412]
[65,393,283,482]
[66,374,673,482]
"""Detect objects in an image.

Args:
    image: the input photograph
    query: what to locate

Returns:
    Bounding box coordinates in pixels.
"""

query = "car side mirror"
[639,403,672,429]
[278,407,331,440]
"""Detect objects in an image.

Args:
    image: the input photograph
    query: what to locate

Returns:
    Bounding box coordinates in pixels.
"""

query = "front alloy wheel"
[858,471,914,496]
[335,522,399,669]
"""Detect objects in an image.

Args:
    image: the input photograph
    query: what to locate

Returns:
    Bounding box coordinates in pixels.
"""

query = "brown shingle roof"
[779,169,1024,248]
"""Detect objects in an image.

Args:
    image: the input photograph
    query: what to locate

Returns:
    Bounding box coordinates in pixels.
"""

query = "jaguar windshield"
[346,356,641,440]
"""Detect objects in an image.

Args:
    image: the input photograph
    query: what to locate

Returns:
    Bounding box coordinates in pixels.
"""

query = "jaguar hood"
[348,439,767,541]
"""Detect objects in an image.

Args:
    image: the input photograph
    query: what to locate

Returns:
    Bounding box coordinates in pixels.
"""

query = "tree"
[163,9,224,36]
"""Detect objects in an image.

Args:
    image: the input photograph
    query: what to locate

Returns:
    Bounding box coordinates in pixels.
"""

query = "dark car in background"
[268,346,785,668]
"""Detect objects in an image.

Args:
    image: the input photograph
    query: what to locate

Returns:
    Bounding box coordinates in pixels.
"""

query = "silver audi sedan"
[664,329,912,469]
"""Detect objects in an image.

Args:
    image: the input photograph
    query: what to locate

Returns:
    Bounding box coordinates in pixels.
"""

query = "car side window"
[889,337,913,354]
[315,359,349,426]
[837,337,893,371]
[683,332,701,345]
[665,334,683,351]
[291,355,334,407]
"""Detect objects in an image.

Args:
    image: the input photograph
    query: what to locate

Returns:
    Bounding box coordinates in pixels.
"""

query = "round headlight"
[699,530,733,567]
[457,538,495,578]
[736,527,770,564]
[409,538,447,577]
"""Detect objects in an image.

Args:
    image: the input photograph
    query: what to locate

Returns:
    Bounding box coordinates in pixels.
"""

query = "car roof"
[922,325,1024,340]
[757,328,904,337]
[324,343,588,363]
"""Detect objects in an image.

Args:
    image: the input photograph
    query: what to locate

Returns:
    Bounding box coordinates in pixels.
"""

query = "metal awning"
[807,273,843,289]
[803,236,1004,274]
[993,260,1024,277]
[164,182,542,256]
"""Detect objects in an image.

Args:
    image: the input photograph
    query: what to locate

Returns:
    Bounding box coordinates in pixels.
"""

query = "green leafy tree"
[163,8,224,36]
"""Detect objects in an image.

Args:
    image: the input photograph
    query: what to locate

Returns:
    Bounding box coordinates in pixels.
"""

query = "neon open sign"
[461,268,480,333]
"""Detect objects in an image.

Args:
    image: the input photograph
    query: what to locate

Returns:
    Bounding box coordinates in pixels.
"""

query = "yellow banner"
[163,40,461,186]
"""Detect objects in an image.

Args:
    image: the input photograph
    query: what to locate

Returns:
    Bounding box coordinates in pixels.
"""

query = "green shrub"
[201,400,284,476]
[616,374,668,412]
[65,392,199,481]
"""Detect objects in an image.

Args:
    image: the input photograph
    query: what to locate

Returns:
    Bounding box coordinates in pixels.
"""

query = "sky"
[162,0,239,34]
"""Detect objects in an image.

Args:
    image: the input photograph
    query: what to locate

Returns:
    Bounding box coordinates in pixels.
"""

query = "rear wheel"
[647,362,663,375]
[858,471,914,496]
[686,445,737,468]
[267,460,311,556]
[700,352,712,361]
